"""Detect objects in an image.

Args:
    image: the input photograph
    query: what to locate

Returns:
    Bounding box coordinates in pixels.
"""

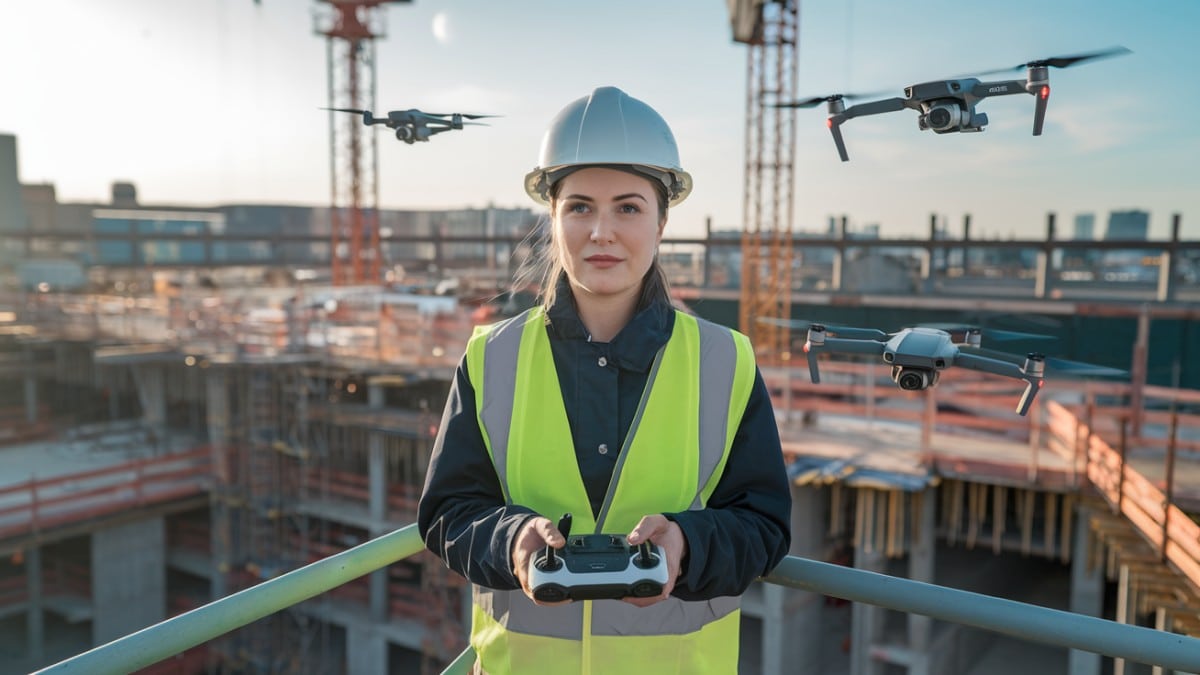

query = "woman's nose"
[590,215,615,243]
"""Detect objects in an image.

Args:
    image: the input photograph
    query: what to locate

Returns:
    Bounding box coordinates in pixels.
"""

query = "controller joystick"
[528,513,668,602]
[634,542,657,569]
[540,513,573,572]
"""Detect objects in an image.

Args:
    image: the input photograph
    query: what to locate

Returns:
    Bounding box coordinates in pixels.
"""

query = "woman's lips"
[585,255,622,268]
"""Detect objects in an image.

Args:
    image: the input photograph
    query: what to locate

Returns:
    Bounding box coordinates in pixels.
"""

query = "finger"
[538,518,565,548]
[627,514,668,545]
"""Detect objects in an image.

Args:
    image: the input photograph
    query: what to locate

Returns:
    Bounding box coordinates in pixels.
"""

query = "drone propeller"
[972,46,1131,76]
[1020,46,1131,70]
[756,316,822,329]
[774,94,848,109]
[772,91,887,109]
[757,317,888,340]
[918,323,1056,343]
[960,347,1125,378]
[421,112,501,119]
[322,107,380,125]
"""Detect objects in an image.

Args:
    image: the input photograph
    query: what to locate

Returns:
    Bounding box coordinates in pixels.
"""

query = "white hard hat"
[524,86,693,207]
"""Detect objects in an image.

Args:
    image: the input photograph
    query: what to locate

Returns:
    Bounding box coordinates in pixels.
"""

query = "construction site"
[3,1,1200,674]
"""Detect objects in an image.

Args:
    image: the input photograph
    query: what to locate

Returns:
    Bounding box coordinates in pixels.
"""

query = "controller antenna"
[544,513,572,571]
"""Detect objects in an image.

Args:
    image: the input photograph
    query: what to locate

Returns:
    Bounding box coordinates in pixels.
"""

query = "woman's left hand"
[624,514,688,607]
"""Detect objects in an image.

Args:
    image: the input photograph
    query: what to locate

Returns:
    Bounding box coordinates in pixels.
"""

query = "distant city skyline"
[2,1,1198,241]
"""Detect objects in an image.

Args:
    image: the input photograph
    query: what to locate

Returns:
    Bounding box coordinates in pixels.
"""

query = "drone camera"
[918,103,962,133]
[891,366,939,391]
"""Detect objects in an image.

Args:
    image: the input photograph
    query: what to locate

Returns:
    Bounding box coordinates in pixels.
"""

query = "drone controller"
[528,513,668,603]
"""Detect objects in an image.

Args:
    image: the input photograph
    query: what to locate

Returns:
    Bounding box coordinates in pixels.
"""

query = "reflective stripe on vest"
[464,307,755,674]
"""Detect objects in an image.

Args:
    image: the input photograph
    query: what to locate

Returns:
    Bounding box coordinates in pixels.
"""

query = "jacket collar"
[545,277,674,372]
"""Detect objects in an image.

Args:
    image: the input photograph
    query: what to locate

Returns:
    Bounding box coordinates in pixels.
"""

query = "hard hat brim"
[524,164,693,208]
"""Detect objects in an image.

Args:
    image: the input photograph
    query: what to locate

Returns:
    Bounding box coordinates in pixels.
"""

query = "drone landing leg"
[1016,379,1041,416]
[828,120,850,162]
[1032,85,1050,136]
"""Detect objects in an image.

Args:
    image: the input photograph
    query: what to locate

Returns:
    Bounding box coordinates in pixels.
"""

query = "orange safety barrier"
[1047,400,1200,593]
[0,447,211,542]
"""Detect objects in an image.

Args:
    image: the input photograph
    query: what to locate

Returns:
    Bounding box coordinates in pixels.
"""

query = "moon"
[432,12,450,44]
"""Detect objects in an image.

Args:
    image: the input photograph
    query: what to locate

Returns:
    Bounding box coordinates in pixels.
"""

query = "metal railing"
[34,523,1200,675]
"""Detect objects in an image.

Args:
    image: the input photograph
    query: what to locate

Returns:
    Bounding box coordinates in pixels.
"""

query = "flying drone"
[324,107,498,144]
[769,320,1124,416]
[776,46,1130,161]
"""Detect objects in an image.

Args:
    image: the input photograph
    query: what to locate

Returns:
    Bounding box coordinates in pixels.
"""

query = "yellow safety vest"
[465,307,756,675]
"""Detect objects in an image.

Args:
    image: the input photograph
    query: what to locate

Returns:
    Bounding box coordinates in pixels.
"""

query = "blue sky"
[1,0,1197,240]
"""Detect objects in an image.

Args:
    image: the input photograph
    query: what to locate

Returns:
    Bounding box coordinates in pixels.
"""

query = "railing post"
[1162,407,1179,564]
[1117,417,1128,515]
[27,545,44,664]
[1130,305,1149,438]
[1155,213,1181,302]
[30,475,40,537]
[1034,212,1056,299]
[135,456,145,507]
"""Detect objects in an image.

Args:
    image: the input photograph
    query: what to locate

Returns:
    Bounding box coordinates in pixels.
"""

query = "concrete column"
[1152,608,1168,675]
[347,628,387,675]
[27,545,44,663]
[1069,507,1103,675]
[24,371,37,424]
[92,517,166,645]
[207,370,231,600]
[763,484,827,674]
[907,488,937,675]
[368,382,388,623]
[1113,564,1131,675]
[852,527,887,675]
[133,364,167,447]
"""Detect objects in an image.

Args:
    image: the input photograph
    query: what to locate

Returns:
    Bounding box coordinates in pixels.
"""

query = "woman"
[418,86,791,674]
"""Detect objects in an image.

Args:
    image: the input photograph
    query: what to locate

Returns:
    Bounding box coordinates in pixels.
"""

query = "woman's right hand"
[512,516,571,605]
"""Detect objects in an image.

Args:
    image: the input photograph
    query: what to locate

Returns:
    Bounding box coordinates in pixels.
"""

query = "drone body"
[324,107,497,144]
[779,47,1130,161]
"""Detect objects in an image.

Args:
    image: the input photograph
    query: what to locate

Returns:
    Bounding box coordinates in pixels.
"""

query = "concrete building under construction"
[1,221,1199,674]
[1,0,1199,662]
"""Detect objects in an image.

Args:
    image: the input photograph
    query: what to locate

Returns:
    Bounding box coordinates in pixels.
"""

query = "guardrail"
[34,523,1200,675]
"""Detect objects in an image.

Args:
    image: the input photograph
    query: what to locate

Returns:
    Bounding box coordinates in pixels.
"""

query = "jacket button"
[597,356,608,367]
[598,444,609,455]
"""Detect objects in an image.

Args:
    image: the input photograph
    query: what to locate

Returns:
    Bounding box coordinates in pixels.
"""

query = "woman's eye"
[619,203,641,214]
[567,202,589,214]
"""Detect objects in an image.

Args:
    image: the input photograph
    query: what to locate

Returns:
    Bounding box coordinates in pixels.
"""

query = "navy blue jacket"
[417,292,792,601]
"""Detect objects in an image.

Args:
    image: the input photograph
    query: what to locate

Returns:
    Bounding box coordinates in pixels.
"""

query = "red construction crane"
[314,0,411,285]
[729,0,799,365]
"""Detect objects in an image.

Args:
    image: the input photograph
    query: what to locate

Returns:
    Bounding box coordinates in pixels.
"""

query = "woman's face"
[552,167,665,306]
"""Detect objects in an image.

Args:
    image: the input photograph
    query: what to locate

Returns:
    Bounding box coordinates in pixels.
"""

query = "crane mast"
[315,1,410,285]
[730,0,799,364]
